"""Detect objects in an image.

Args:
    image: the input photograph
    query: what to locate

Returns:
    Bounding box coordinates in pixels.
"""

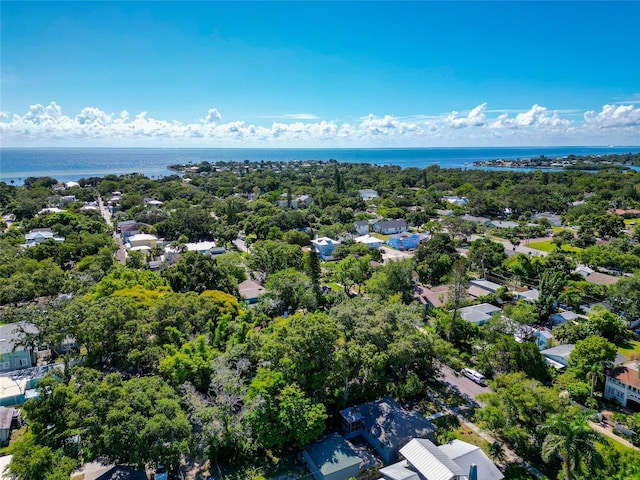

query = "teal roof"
[305,433,361,476]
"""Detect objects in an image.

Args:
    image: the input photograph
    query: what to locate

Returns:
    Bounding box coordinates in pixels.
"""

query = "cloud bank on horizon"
[2,101,639,148]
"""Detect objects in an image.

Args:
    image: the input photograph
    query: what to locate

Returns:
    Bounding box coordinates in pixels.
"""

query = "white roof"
[355,234,383,245]
[127,233,158,242]
[185,241,217,251]
[0,454,12,480]
[400,438,465,480]
[65,181,80,188]
[518,289,539,302]
[379,461,420,480]
[129,246,151,252]
[312,237,340,246]
[438,440,504,480]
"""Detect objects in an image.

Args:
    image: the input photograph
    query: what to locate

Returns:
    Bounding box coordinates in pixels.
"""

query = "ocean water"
[1,146,640,185]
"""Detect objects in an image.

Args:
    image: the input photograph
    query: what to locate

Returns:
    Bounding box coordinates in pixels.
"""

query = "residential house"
[532,212,562,227]
[340,397,436,464]
[354,220,370,235]
[540,344,575,370]
[0,322,37,373]
[143,198,164,208]
[379,438,503,480]
[534,329,554,350]
[37,207,66,216]
[126,233,159,250]
[277,194,313,209]
[238,279,266,304]
[442,195,468,206]
[491,220,519,229]
[359,189,380,201]
[575,266,621,287]
[373,220,408,235]
[303,433,362,480]
[24,228,65,247]
[413,285,452,309]
[0,407,17,446]
[609,209,640,218]
[184,241,225,256]
[311,237,341,260]
[354,234,384,249]
[388,233,421,251]
[457,303,501,326]
[604,362,640,409]
[117,220,151,239]
[515,289,539,303]
[60,195,77,205]
[549,310,584,326]
[468,279,503,299]
[460,214,492,226]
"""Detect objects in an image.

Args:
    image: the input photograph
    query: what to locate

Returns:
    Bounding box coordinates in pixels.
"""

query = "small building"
[0,323,37,373]
[0,407,17,446]
[340,397,436,465]
[126,233,159,250]
[184,241,225,256]
[540,344,575,370]
[354,234,384,249]
[442,195,468,206]
[413,285,452,309]
[388,233,421,251]
[515,288,539,303]
[359,189,380,201]
[534,328,554,350]
[373,220,408,235]
[24,228,65,247]
[457,303,501,325]
[277,194,312,209]
[460,214,492,226]
[311,237,341,261]
[60,195,77,205]
[303,433,362,480]
[37,207,66,216]
[549,311,584,326]
[143,198,164,208]
[238,279,266,304]
[532,212,562,227]
[469,279,502,296]
[354,220,370,235]
[604,362,640,410]
[491,220,519,229]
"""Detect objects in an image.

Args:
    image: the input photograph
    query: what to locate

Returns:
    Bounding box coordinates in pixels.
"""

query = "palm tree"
[586,362,605,400]
[488,441,506,465]
[539,412,605,480]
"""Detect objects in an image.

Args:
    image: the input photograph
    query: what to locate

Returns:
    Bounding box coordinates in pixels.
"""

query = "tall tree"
[539,411,604,480]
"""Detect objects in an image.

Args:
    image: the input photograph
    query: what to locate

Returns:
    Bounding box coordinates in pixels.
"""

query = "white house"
[359,189,379,201]
[184,241,225,256]
[24,228,65,247]
[354,234,384,249]
[442,195,468,206]
[457,303,501,325]
[378,438,503,480]
[604,362,640,409]
[126,233,159,250]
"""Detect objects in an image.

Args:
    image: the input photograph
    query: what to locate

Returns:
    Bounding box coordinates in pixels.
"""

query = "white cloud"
[490,104,571,129]
[445,103,487,128]
[584,104,640,128]
[1,100,638,147]
[203,108,222,124]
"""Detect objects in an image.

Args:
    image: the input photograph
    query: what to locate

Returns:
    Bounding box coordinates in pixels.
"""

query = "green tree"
[467,238,507,278]
[163,251,239,294]
[569,336,617,379]
[262,268,316,315]
[539,411,604,480]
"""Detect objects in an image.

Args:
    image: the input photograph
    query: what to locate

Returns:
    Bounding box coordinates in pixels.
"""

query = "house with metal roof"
[540,344,575,369]
[378,438,503,480]
[360,189,380,201]
[355,234,384,249]
[311,237,341,260]
[354,220,371,235]
[303,433,362,480]
[457,303,501,326]
[0,323,37,373]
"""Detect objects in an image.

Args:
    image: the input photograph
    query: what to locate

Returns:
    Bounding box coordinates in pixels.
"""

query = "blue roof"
[305,433,361,476]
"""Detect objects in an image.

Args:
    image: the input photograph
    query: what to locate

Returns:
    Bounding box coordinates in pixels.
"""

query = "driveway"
[381,246,413,262]
[438,364,491,403]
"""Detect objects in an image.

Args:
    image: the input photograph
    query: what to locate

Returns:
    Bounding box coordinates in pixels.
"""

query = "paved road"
[381,246,413,262]
[98,194,126,264]
[438,364,491,403]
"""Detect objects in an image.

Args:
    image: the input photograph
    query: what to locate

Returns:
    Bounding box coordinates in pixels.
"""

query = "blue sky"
[1,1,639,147]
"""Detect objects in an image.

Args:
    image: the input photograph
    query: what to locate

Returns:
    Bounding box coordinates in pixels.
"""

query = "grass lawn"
[528,240,581,253]
[624,218,637,226]
[617,339,640,361]
[371,232,390,241]
[324,282,343,292]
